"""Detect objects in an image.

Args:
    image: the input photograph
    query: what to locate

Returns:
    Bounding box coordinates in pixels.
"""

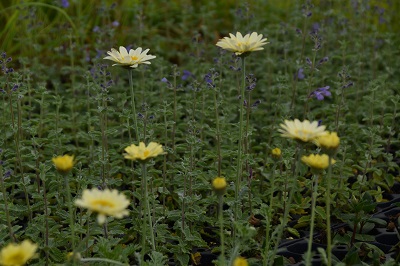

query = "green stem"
[0,166,16,242]
[303,49,317,119]
[326,158,333,266]
[305,174,319,266]
[235,57,246,225]
[268,144,303,265]
[213,88,222,176]
[218,194,225,265]
[40,164,49,265]
[64,173,76,264]
[264,160,277,265]
[129,69,140,142]
[80,257,128,265]
[142,163,155,252]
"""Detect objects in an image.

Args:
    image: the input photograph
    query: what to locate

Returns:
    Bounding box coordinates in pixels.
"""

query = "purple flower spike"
[61,0,69,8]
[181,70,194,81]
[310,86,331,101]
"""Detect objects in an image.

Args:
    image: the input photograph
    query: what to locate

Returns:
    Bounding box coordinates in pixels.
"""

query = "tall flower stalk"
[104,46,156,141]
[128,69,140,141]
[142,162,155,251]
[314,131,340,266]
[52,155,76,262]
[305,173,319,266]
[0,163,16,242]
[212,177,227,265]
[301,153,336,266]
[216,31,269,226]
[123,142,165,259]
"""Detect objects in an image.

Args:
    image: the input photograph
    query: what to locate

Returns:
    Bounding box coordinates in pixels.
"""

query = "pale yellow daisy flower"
[75,188,130,225]
[279,119,327,143]
[124,142,165,162]
[104,46,156,68]
[216,32,269,55]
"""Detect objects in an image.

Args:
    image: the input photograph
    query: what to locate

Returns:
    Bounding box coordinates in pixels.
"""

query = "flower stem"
[129,69,140,142]
[142,163,156,252]
[305,174,319,266]
[326,157,333,266]
[80,257,128,265]
[0,166,16,242]
[213,87,222,176]
[218,194,226,265]
[234,57,246,226]
[263,160,277,265]
[268,144,303,265]
[64,172,76,264]
[40,164,49,264]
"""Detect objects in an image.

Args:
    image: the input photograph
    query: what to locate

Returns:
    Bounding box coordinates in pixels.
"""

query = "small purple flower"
[12,84,19,91]
[4,169,13,179]
[317,57,329,66]
[252,100,261,108]
[204,73,212,85]
[93,26,100,33]
[310,86,331,101]
[161,77,172,88]
[181,70,194,81]
[112,21,119,27]
[60,0,69,8]
[342,82,354,89]
[296,68,305,80]
[306,57,312,66]
[1,52,6,59]
[295,28,302,35]
[312,23,320,33]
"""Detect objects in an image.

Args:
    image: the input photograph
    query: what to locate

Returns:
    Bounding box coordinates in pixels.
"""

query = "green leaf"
[354,233,375,242]
[286,227,300,238]
[176,253,189,266]
[315,206,327,220]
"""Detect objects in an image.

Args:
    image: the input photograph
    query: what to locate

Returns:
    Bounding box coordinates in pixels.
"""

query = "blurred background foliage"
[0,0,398,67]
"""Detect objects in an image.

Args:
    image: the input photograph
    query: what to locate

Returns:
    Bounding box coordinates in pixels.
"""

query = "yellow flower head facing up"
[315,131,340,151]
[75,188,130,225]
[52,155,74,174]
[271,147,282,158]
[124,142,165,162]
[104,46,156,68]
[0,240,38,266]
[216,32,269,56]
[212,177,227,194]
[279,119,327,143]
[301,154,336,170]
[233,257,249,266]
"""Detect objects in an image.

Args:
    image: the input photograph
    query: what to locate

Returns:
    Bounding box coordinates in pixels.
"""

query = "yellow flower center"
[93,199,115,208]
[295,129,311,139]
[131,56,138,60]
[143,150,150,158]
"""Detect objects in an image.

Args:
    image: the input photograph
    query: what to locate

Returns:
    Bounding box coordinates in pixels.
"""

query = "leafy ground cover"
[0,0,399,265]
